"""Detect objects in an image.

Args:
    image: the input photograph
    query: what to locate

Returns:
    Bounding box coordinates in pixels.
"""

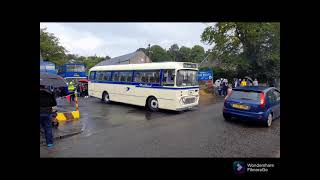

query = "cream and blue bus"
[88,62,199,111]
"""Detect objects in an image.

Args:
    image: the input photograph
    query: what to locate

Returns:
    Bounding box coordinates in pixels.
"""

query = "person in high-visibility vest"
[241,79,247,86]
[68,81,75,92]
[68,82,76,102]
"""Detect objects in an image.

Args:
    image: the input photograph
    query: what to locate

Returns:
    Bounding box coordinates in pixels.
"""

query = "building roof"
[95,51,147,66]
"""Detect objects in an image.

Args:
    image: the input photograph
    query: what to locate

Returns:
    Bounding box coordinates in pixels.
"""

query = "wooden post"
[75,91,79,111]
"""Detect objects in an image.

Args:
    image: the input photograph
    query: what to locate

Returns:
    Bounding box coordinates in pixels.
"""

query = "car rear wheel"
[264,113,273,127]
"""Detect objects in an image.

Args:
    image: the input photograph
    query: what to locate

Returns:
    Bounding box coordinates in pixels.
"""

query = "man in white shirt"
[253,78,259,86]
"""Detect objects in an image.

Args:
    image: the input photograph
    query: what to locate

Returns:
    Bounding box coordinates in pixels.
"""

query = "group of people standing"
[216,79,230,96]
[76,83,89,98]
[233,78,259,88]
[215,77,259,97]
[67,81,89,102]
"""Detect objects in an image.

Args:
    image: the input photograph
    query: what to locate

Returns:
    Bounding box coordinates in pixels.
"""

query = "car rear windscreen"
[230,90,260,101]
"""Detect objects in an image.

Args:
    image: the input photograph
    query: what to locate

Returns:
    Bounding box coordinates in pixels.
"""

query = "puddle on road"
[49,96,225,139]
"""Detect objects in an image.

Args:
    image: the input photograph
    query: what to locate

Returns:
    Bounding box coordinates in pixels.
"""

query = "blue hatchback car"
[223,86,280,127]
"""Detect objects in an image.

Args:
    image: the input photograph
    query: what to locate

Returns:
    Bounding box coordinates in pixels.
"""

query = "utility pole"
[199,50,211,67]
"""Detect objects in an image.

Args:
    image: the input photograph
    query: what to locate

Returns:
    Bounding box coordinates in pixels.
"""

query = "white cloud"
[73,36,103,51]
[41,23,105,56]
[40,23,215,58]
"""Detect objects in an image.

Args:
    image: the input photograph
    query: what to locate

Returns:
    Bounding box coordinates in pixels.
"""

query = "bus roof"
[90,62,198,72]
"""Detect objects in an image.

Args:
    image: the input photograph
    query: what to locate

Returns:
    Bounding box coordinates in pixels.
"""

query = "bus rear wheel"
[102,92,111,104]
[147,97,159,112]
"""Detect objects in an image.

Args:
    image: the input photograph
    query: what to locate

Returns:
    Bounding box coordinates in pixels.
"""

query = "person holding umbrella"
[79,79,89,98]
[40,72,68,97]
[40,85,57,148]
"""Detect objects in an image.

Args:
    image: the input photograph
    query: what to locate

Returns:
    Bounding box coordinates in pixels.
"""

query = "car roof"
[233,86,276,92]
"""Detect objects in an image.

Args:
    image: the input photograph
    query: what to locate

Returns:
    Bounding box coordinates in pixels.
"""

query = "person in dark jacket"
[222,82,228,96]
[40,85,57,148]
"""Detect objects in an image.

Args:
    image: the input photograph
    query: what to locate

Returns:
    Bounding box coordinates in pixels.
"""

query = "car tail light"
[260,92,266,108]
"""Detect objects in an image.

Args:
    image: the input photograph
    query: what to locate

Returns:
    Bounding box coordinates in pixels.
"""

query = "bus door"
[118,71,135,103]
[88,71,96,96]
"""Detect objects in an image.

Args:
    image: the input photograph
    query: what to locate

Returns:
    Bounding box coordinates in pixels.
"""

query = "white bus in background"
[88,62,199,111]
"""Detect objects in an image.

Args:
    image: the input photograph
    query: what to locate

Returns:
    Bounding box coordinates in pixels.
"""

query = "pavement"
[40,94,280,158]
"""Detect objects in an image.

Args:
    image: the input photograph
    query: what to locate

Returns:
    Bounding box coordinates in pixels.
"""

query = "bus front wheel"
[102,92,111,104]
[147,97,159,112]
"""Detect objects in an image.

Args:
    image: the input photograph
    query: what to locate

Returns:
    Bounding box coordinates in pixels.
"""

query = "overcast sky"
[40,23,215,58]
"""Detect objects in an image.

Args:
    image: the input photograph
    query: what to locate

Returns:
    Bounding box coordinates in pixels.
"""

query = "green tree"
[168,44,179,61]
[190,45,205,63]
[177,46,192,62]
[201,22,280,82]
[40,28,68,65]
[83,56,107,72]
[149,45,171,62]
[66,54,78,61]
[64,54,109,72]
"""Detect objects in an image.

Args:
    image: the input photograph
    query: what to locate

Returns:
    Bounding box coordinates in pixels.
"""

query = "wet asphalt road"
[40,95,280,157]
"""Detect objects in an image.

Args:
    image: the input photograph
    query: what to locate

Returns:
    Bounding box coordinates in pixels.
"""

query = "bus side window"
[162,69,175,86]
[134,72,141,82]
[153,71,160,83]
[150,76,155,83]
[117,71,132,82]
[94,72,98,80]
[102,71,111,81]
[119,72,126,82]
[141,76,146,83]
[126,72,133,82]
[112,72,119,82]
[96,72,103,81]
[89,71,95,80]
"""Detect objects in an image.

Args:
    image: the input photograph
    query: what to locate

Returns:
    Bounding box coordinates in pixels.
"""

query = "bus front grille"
[185,97,196,104]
